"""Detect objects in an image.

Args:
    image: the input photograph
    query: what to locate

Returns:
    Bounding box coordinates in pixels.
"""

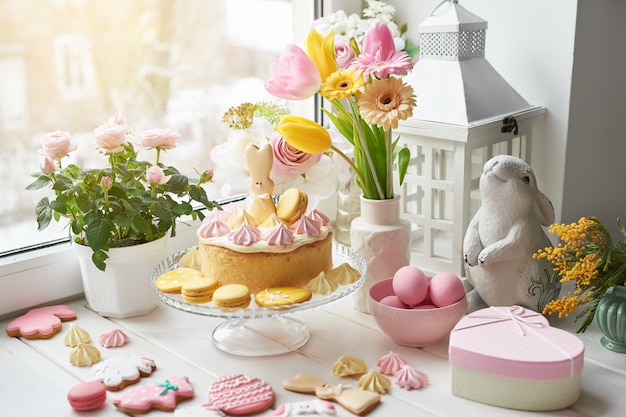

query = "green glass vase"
[594,285,626,353]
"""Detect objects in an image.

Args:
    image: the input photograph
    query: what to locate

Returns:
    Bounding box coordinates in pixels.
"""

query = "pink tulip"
[265,44,321,100]
[146,165,171,185]
[94,121,127,154]
[138,128,180,150]
[351,21,413,79]
[40,131,76,161]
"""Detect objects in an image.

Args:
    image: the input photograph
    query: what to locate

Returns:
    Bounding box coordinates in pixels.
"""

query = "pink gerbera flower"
[351,21,413,80]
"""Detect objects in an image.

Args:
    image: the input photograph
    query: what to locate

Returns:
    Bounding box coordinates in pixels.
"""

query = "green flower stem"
[385,129,392,199]
[348,99,384,199]
[155,147,161,165]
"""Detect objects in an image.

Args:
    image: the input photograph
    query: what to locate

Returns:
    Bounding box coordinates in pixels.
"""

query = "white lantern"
[396,0,545,276]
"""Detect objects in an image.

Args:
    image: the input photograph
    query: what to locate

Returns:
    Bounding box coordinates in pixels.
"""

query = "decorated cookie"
[113,376,194,414]
[212,284,251,309]
[69,342,101,366]
[99,328,129,348]
[207,374,275,416]
[64,324,91,347]
[255,287,312,307]
[156,267,204,294]
[91,355,157,391]
[332,356,368,377]
[67,381,107,411]
[274,400,337,416]
[6,304,76,339]
[283,373,380,416]
[181,277,220,304]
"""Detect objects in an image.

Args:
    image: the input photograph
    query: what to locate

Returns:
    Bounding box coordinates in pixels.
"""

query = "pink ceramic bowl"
[368,278,467,347]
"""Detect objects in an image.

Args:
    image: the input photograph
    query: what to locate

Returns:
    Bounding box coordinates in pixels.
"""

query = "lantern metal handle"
[501,117,519,135]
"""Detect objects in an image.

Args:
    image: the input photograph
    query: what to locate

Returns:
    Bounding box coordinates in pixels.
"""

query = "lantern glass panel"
[432,229,453,261]
[407,144,425,176]
[433,148,454,181]
[433,189,454,221]
[404,183,424,217]
[411,225,425,254]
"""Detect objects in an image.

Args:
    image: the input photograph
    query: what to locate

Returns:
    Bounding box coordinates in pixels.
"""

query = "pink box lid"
[449,306,585,380]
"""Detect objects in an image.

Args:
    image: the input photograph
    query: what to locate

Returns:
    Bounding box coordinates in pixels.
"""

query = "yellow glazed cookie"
[181,277,219,304]
[255,287,312,307]
[213,284,251,308]
[156,267,203,294]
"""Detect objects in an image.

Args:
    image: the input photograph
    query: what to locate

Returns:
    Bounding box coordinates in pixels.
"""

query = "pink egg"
[412,304,437,310]
[379,295,410,309]
[429,272,465,307]
[392,266,429,307]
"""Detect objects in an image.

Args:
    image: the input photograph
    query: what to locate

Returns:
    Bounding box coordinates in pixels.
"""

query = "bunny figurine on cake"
[463,155,561,313]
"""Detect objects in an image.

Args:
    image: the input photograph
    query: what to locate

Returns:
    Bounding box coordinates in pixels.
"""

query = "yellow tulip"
[276,115,331,154]
[305,29,337,83]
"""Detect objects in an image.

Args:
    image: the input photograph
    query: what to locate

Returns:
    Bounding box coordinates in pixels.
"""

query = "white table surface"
[1,294,625,417]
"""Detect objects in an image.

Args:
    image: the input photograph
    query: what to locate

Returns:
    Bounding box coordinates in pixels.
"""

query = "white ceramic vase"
[73,237,166,318]
[350,195,411,313]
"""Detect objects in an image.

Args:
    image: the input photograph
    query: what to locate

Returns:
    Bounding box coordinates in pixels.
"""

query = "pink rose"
[265,44,321,100]
[40,131,76,161]
[41,157,56,174]
[138,128,180,150]
[94,121,127,154]
[101,176,112,191]
[334,36,356,69]
[269,132,321,181]
[146,165,171,185]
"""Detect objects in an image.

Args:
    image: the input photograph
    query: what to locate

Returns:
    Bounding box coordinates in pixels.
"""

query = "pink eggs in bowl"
[368,277,467,347]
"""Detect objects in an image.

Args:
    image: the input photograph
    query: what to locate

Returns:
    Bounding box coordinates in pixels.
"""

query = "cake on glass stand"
[151,240,366,356]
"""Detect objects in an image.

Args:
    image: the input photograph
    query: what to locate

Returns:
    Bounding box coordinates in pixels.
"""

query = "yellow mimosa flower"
[276,115,331,154]
[305,29,337,84]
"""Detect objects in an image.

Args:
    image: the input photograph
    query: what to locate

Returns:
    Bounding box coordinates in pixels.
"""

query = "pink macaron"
[68,381,106,411]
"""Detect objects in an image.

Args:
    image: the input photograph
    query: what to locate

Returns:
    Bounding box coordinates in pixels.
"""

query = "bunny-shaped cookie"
[463,155,561,313]
[245,144,277,224]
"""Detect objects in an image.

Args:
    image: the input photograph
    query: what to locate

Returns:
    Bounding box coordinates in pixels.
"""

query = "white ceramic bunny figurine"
[463,155,561,313]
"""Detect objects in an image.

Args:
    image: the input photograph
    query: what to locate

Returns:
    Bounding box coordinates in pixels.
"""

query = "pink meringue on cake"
[98,329,129,348]
[228,223,261,246]
[306,209,332,226]
[290,215,321,237]
[394,365,428,390]
[198,218,230,238]
[377,351,409,375]
[262,223,294,247]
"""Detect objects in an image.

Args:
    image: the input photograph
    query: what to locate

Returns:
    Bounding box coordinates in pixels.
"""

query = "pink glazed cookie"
[113,376,194,414]
[207,374,275,416]
[6,305,76,339]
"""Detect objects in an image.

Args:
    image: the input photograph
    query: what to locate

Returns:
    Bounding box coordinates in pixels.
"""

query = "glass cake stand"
[151,241,366,356]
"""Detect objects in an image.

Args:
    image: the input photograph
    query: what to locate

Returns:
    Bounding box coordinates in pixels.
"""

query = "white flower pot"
[350,195,412,313]
[73,237,166,318]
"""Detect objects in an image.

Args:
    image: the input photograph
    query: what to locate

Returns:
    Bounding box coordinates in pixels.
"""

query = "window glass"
[0,0,293,254]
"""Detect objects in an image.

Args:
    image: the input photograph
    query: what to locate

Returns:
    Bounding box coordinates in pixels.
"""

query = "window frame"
[0,0,335,318]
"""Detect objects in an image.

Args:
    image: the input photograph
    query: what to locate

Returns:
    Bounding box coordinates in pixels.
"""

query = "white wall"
[389,0,626,239]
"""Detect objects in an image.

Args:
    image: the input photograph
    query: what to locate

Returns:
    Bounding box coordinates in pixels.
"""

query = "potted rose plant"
[27,113,220,317]
[264,1,417,311]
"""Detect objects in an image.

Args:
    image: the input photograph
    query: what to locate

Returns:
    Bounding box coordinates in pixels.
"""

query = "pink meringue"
[98,329,129,348]
[306,209,332,226]
[377,351,409,375]
[394,365,428,390]
[262,223,294,247]
[198,217,230,238]
[290,214,321,237]
[228,223,261,246]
